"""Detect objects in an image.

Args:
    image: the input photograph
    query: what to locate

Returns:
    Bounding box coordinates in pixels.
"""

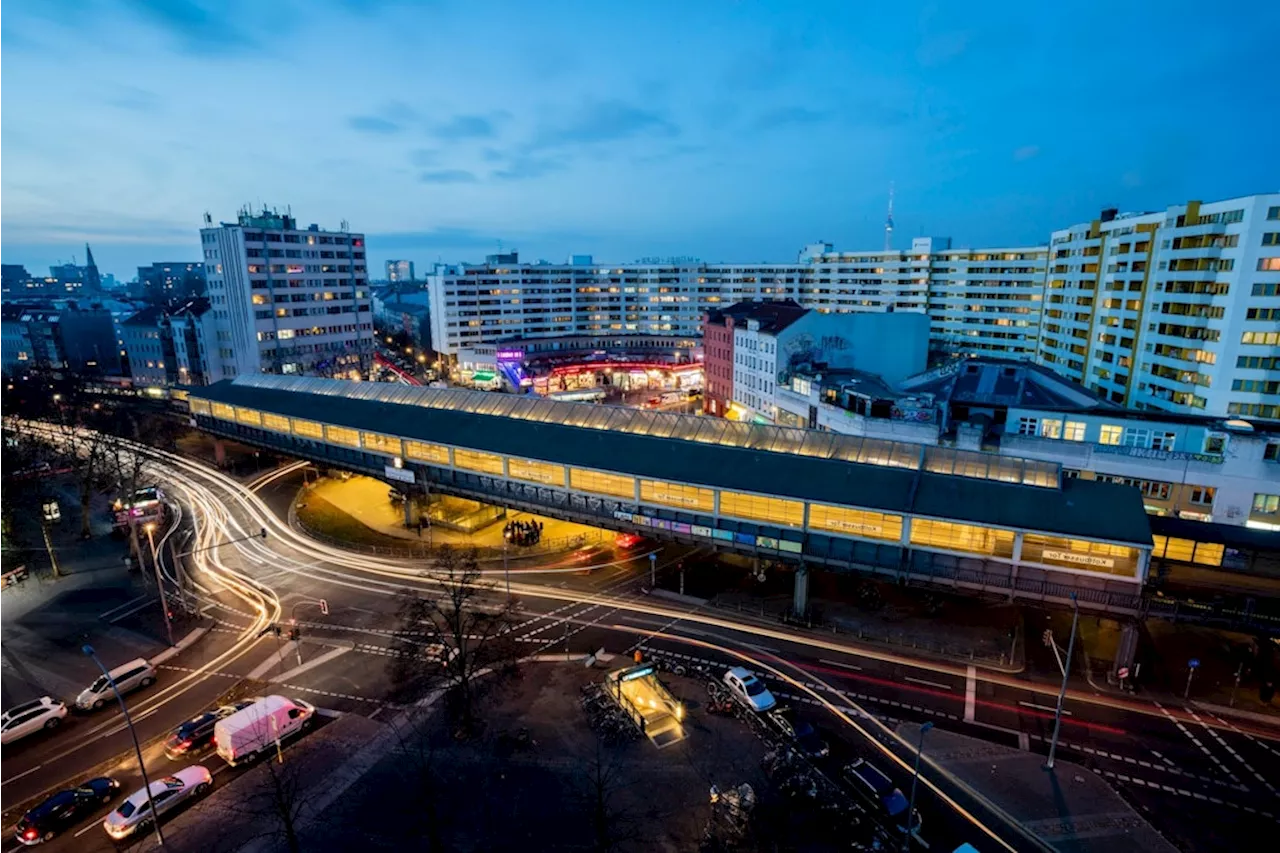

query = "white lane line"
[965,665,976,722]
[1153,701,1241,786]
[98,593,151,620]
[904,676,952,691]
[819,658,862,671]
[1019,701,1069,715]
[1187,708,1271,793]
[269,646,351,684]
[0,764,44,786]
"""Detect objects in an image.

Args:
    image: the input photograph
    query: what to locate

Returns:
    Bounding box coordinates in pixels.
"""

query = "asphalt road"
[3,442,1278,852]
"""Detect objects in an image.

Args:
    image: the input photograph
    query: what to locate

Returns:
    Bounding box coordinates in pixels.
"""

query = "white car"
[2,697,68,745]
[723,667,776,712]
[102,766,212,840]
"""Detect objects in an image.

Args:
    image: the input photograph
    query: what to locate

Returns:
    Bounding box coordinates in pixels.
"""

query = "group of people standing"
[504,518,543,547]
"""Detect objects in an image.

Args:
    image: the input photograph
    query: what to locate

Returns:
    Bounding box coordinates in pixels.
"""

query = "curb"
[1190,699,1280,728]
[149,623,211,666]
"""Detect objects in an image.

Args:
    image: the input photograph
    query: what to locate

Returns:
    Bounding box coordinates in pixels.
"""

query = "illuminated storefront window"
[640,480,714,512]
[189,398,211,416]
[325,425,361,447]
[910,519,1015,558]
[719,491,804,527]
[404,441,450,465]
[211,402,236,421]
[362,432,402,455]
[291,418,324,439]
[1022,533,1137,577]
[508,458,566,486]
[1151,535,1222,567]
[570,468,636,499]
[262,413,291,433]
[234,407,262,426]
[808,505,903,542]
[454,449,504,475]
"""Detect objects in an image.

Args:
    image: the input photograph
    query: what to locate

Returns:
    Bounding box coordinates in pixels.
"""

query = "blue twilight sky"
[2,0,1277,280]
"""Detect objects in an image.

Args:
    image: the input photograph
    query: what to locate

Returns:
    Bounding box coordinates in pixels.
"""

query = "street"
[3,438,1278,852]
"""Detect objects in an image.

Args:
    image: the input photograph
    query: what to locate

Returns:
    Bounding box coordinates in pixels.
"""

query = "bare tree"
[387,712,449,853]
[388,546,520,735]
[578,733,640,853]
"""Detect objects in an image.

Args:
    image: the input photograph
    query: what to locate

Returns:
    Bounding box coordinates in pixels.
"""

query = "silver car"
[102,765,212,840]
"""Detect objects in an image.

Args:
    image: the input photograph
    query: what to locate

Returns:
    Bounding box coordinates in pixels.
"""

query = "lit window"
[640,480,714,512]
[569,468,636,499]
[291,418,323,439]
[1099,424,1123,445]
[211,402,236,421]
[1038,418,1063,439]
[404,441,450,465]
[325,425,360,447]
[1063,421,1085,441]
[1189,486,1215,505]
[808,505,903,541]
[189,398,211,416]
[234,407,262,426]
[508,458,565,486]
[362,432,401,455]
[909,518,1015,558]
[1022,534,1137,577]
[1253,494,1280,515]
[719,491,804,527]
[453,449,504,475]
[262,413,290,432]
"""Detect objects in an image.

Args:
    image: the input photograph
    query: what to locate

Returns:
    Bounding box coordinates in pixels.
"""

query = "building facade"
[200,208,373,380]
[1036,194,1280,418]
[136,262,207,302]
[386,260,415,283]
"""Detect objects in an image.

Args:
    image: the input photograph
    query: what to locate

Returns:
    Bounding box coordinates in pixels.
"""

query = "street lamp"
[144,523,175,646]
[1045,592,1079,771]
[82,645,165,848]
[903,720,933,852]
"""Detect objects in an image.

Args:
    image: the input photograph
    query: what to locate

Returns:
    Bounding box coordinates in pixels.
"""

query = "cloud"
[348,116,403,134]
[531,99,678,149]
[722,31,811,92]
[122,0,256,55]
[429,113,506,141]
[418,169,478,184]
[409,148,439,167]
[107,86,162,113]
[1013,145,1040,162]
[492,156,568,181]
[752,106,830,131]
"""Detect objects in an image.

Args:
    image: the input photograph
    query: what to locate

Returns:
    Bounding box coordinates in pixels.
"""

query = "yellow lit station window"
[910,519,1015,558]
[809,505,903,541]
[1021,533,1137,577]
[640,480,714,512]
[509,458,566,486]
[235,407,262,426]
[291,419,324,439]
[211,402,236,421]
[262,413,291,433]
[1191,541,1224,566]
[719,491,804,527]
[325,425,361,447]
[454,449,504,475]
[570,468,636,499]
[405,441,450,465]
[189,398,211,415]
[362,432,402,455]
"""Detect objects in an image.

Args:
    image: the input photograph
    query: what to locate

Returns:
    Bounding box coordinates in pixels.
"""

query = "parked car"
[75,658,156,711]
[2,697,68,745]
[103,766,212,841]
[769,707,830,758]
[164,701,255,760]
[214,695,315,766]
[843,758,912,824]
[15,778,120,845]
[723,667,777,712]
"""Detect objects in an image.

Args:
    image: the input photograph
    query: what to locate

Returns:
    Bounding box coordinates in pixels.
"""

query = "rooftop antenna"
[884,182,895,252]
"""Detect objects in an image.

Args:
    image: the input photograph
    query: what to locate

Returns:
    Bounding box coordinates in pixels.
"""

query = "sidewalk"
[903,724,1178,853]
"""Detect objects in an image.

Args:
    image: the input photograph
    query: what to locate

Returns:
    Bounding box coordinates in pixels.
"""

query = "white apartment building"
[426,243,1044,361]
[200,208,373,379]
[1036,193,1280,418]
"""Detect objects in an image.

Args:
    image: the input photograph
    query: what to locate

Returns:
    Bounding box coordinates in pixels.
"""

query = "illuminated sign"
[1042,549,1114,569]
[496,349,525,362]
[620,665,655,682]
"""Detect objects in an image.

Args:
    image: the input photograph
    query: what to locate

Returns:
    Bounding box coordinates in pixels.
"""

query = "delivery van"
[213,695,315,766]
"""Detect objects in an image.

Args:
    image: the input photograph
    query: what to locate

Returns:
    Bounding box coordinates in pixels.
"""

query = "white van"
[213,695,315,766]
[76,658,157,711]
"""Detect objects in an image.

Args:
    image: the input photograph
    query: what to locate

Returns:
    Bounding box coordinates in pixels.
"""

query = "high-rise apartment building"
[427,243,1046,362]
[199,208,373,380]
[386,259,415,282]
[136,262,207,302]
[1036,194,1280,418]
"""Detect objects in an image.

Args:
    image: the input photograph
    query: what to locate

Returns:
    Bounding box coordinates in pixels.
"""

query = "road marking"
[1153,701,1240,785]
[965,665,976,722]
[247,642,300,680]
[1186,708,1272,793]
[0,764,43,786]
[104,597,156,623]
[99,593,151,620]
[1019,701,1069,715]
[270,646,351,684]
[818,658,862,671]
[1018,732,1030,751]
[904,676,952,691]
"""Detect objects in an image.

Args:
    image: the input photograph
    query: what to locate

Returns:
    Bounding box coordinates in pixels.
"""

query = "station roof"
[191,376,1153,546]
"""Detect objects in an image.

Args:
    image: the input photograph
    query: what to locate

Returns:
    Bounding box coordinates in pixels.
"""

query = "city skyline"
[3,0,1278,278]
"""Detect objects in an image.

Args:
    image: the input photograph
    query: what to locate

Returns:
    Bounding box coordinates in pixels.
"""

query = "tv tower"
[884,183,895,252]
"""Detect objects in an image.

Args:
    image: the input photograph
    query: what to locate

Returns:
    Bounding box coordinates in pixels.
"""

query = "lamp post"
[903,720,933,852]
[145,523,175,647]
[503,542,511,602]
[1045,592,1079,771]
[83,645,164,848]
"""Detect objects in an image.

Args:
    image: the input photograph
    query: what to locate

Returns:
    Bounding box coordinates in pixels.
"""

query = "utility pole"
[903,720,933,852]
[649,552,657,589]
[146,523,175,647]
[1045,592,1078,771]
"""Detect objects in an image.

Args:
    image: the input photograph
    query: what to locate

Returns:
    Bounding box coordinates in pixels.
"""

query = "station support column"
[213,439,227,467]
[792,563,809,619]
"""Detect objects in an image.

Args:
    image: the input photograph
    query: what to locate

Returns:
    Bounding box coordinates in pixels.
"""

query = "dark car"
[769,707,830,758]
[843,759,912,823]
[164,701,254,760]
[15,777,120,845]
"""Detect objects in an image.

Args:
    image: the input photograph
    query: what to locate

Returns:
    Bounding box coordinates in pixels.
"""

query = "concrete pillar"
[792,563,809,618]
[402,492,416,528]
[214,439,227,467]
[1114,619,1141,679]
